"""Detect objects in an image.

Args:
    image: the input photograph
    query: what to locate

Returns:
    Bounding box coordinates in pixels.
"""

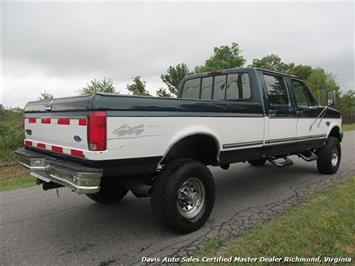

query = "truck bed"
[24,93,263,114]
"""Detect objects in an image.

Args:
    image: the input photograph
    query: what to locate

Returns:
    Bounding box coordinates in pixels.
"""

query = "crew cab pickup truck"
[16,67,343,233]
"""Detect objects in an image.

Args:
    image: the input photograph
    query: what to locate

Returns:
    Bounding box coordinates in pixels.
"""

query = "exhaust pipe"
[129,183,153,198]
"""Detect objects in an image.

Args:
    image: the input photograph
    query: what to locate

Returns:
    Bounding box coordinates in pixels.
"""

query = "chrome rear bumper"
[16,148,102,194]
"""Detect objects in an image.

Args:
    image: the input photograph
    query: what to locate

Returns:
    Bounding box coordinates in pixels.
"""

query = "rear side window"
[213,75,227,100]
[201,77,213,100]
[181,78,200,99]
[263,74,289,105]
[226,73,251,100]
[181,72,253,101]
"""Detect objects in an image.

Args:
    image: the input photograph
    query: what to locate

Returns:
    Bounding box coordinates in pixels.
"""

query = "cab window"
[226,73,251,100]
[263,74,289,105]
[181,78,200,99]
[213,75,227,100]
[181,72,253,101]
[201,77,213,100]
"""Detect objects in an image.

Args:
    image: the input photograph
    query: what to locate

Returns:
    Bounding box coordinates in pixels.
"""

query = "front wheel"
[316,136,341,174]
[151,159,215,234]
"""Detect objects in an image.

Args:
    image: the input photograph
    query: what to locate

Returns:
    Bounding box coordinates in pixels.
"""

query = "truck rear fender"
[159,127,221,166]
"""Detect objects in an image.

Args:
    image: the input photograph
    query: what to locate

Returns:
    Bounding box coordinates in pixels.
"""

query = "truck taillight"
[88,111,107,151]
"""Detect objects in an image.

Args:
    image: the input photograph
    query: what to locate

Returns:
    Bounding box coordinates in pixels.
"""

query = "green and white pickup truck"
[16,67,342,233]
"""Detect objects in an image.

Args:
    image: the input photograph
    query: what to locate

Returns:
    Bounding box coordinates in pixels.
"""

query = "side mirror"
[327,91,336,107]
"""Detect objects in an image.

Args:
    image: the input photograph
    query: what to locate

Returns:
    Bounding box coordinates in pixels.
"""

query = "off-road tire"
[248,158,267,166]
[87,178,128,204]
[151,159,215,234]
[316,136,341,174]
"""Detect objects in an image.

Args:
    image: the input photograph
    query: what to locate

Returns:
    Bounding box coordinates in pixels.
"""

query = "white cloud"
[1,1,354,107]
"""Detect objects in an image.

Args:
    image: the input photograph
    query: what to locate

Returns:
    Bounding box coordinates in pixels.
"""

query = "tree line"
[39,42,354,117]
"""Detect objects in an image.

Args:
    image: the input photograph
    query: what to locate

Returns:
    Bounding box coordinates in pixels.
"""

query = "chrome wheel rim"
[177,177,205,219]
[331,147,339,167]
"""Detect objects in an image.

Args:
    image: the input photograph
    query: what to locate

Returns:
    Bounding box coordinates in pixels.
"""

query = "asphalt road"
[1,131,354,266]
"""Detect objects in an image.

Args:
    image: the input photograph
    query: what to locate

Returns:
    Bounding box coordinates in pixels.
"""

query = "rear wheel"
[248,158,267,166]
[87,178,128,204]
[316,136,341,174]
[151,159,215,233]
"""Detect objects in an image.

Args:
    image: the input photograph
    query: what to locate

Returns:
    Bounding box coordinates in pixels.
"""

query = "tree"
[336,90,355,117]
[161,63,190,96]
[288,64,313,80]
[0,108,24,163]
[195,42,246,73]
[305,68,340,105]
[79,78,115,95]
[251,54,290,73]
[126,76,151,96]
[251,54,314,80]
[156,88,172,98]
[38,91,54,101]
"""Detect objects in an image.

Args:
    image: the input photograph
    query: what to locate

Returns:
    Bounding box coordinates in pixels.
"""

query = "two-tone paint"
[22,68,342,177]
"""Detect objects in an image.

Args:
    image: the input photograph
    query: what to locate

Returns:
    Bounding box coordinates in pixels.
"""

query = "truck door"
[288,78,325,139]
[262,72,297,146]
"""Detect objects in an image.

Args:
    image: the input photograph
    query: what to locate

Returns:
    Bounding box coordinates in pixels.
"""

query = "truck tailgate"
[24,114,88,158]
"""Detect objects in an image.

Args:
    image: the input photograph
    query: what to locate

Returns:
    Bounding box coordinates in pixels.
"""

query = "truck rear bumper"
[15,148,102,194]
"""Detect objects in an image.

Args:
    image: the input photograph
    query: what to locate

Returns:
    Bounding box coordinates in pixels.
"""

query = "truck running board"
[268,156,294,168]
[299,151,318,162]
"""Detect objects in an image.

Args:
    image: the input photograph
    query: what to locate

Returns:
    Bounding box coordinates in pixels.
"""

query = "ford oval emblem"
[74,135,82,142]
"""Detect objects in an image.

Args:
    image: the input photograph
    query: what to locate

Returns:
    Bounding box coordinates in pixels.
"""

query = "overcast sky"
[1,1,354,108]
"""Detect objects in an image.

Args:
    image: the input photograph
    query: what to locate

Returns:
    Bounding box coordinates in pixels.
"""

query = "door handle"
[269,109,277,117]
[296,110,304,116]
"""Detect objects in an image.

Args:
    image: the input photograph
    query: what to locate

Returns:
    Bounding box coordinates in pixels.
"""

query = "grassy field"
[0,165,35,192]
[343,123,355,132]
[189,177,355,265]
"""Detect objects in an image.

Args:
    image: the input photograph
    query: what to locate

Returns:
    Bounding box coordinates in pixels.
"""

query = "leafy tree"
[251,54,290,73]
[79,78,115,95]
[288,64,313,80]
[156,88,172,98]
[161,63,190,96]
[195,42,246,73]
[305,68,340,105]
[38,91,54,101]
[126,76,151,96]
[251,54,313,80]
[337,90,355,116]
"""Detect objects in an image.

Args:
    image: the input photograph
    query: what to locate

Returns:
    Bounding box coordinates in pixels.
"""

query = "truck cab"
[179,68,342,163]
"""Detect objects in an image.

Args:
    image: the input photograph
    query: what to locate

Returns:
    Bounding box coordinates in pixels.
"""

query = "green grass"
[0,165,35,192]
[343,123,355,132]
[189,177,355,265]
